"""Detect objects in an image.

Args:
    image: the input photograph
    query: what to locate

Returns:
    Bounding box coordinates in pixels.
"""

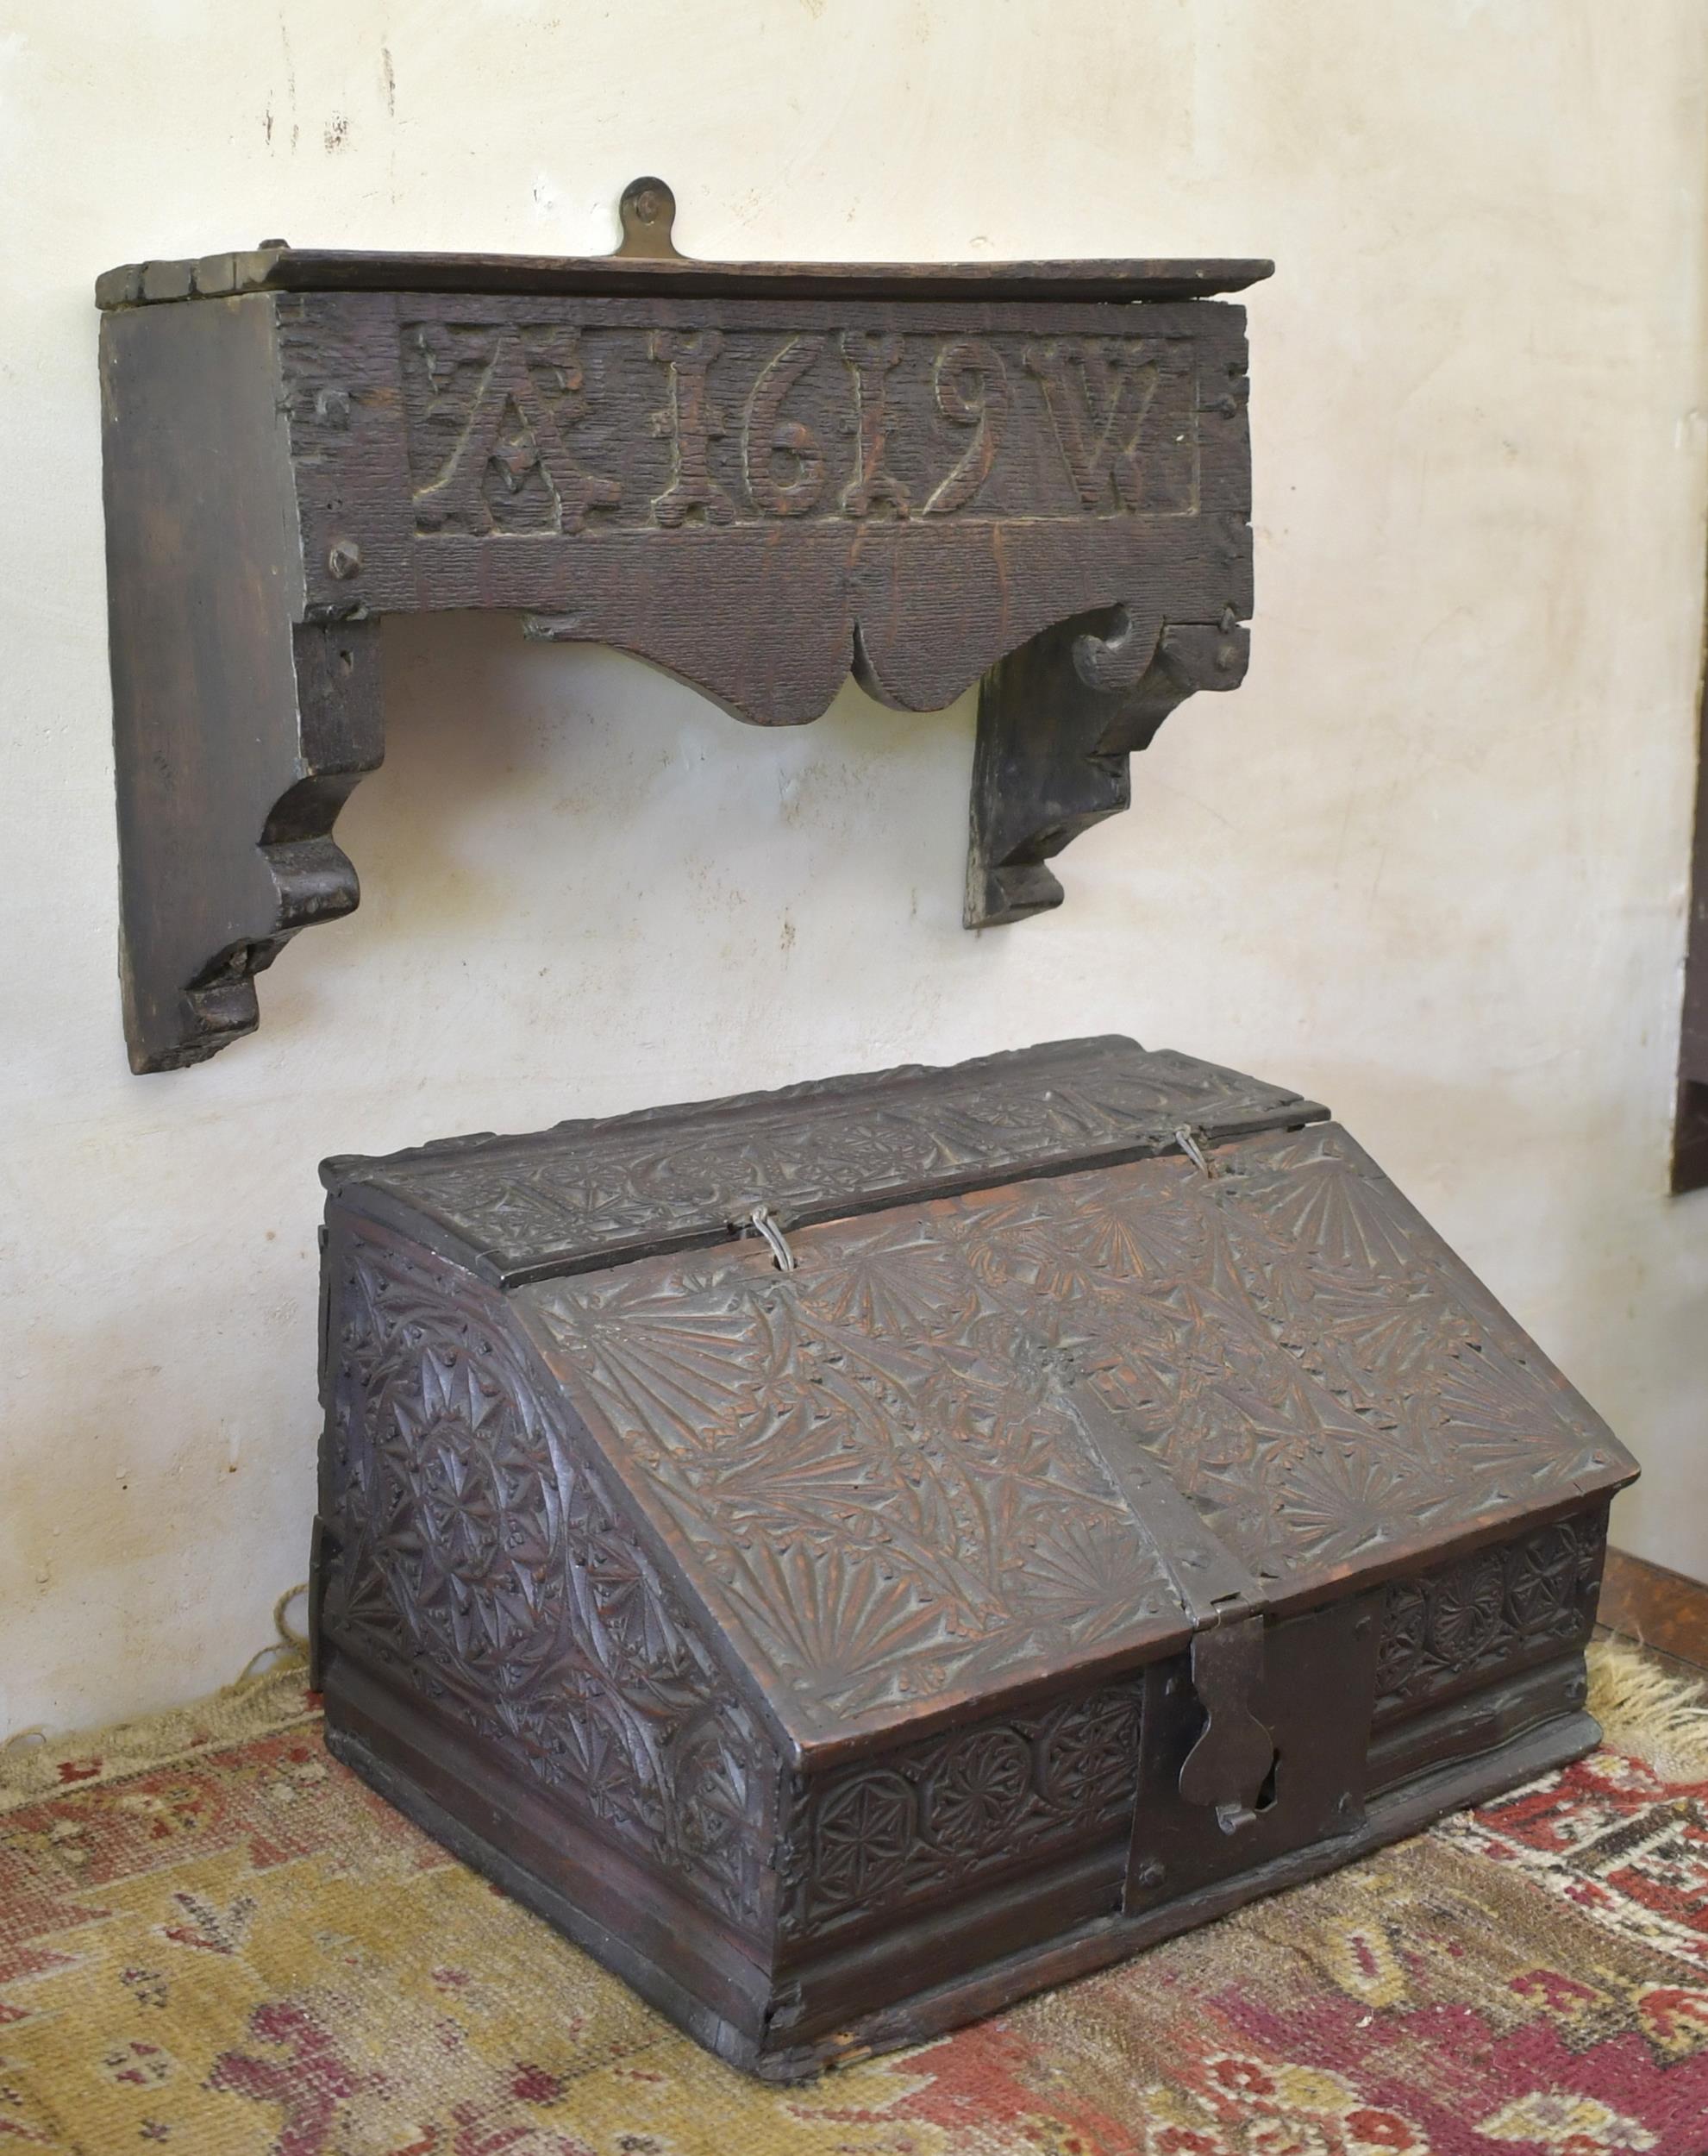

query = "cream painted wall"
[3,0,1706,1738]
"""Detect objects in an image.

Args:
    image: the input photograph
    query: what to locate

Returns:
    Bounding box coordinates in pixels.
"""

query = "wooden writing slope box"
[311,1039,1636,2079]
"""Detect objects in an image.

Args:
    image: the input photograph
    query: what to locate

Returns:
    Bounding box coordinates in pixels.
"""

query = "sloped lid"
[323,1036,1327,1287]
[509,1120,1633,1760]
[323,1041,1635,1764]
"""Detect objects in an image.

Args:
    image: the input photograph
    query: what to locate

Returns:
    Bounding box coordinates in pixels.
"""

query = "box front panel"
[776,1676,1144,1964]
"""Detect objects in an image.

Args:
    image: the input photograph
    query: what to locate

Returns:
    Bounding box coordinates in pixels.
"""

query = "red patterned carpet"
[2,1648,1705,2153]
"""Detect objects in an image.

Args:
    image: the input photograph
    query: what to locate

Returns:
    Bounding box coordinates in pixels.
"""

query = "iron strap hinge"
[1057,1375,1277,1833]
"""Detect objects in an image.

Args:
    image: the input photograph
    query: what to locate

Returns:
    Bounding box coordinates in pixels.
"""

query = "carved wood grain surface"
[317,1219,776,1939]
[326,1037,1325,1284]
[515,1121,1632,1754]
[276,291,1252,723]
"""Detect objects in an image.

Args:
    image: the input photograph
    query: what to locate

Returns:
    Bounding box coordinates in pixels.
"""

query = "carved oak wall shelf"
[98,179,1268,1072]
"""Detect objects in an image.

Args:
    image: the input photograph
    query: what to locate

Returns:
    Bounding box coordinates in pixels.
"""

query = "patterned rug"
[3,1644,1706,2155]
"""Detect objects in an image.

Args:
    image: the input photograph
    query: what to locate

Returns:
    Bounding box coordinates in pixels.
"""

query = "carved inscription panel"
[280,292,1251,718]
[397,322,1202,537]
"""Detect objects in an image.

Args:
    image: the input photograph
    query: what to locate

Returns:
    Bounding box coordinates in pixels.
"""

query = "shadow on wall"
[316,611,982,974]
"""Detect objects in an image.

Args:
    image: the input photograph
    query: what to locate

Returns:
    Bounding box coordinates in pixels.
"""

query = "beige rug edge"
[0,1649,317,1814]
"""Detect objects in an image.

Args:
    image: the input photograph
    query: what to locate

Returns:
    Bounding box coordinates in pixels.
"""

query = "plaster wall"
[3,0,1706,1734]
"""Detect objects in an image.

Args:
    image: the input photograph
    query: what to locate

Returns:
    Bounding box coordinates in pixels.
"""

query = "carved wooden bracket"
[99,179,1267,1070]
[967,604,1252,925]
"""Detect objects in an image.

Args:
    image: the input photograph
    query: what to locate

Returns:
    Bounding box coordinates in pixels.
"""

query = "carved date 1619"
[400,322,1200,538]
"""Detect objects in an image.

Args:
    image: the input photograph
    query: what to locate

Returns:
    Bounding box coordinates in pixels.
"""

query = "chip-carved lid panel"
[323,1037,1327,1286]
[518,1222,1198,1756]
[511,1121,1633,1759]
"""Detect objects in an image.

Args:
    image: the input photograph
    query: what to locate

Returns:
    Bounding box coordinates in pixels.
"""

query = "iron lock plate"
[1126,1591,1384,1912]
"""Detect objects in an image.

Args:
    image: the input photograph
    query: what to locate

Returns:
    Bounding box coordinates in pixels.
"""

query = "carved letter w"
[1025,339,1161,513]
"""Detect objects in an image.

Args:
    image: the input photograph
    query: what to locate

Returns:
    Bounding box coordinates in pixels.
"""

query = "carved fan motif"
[525,1119,1621,1735]
[529,1223,1179,1725]
[1426,1550,1506,1664]
[798,1219,981,1341]
[1234,1150,1423,1280]
[322,1226,770,1930]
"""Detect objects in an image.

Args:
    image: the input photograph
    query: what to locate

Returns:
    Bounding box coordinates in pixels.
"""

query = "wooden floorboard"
[1597,1547,1708,1676]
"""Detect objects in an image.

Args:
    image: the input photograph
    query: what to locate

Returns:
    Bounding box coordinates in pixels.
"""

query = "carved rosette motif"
[779,1683,1142,1937]
[1373,1511,1606,1719]
[321,1222,771,1932]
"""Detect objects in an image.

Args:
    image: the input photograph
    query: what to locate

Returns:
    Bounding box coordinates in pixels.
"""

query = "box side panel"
[322,1658,776,2053]
[314,1209,779,1975]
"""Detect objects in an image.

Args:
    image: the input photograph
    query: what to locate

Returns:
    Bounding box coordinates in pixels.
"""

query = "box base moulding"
[324,1645,1600,2081]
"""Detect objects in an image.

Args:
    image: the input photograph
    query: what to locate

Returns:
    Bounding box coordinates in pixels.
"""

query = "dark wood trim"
[97,179,1270,312]
[329,1681,1599,2082]
[97,246,1275,312]
[1671,553,1708,1189]
[1598,1546,1708,1673]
